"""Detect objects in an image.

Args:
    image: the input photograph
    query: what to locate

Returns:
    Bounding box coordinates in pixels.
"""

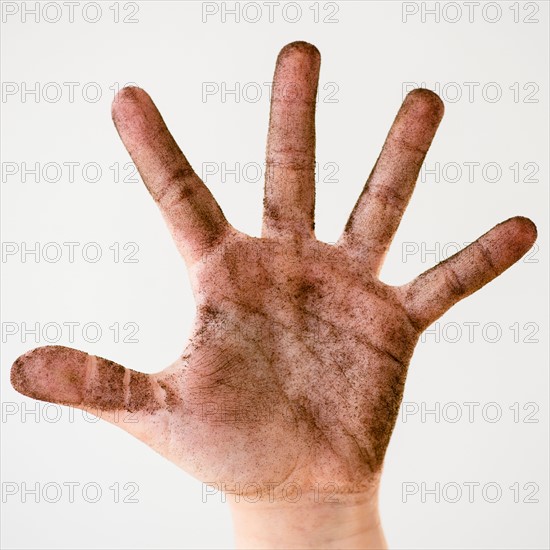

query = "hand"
[11,41,536,549]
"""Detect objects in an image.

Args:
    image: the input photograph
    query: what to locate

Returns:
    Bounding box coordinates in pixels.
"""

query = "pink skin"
[11,42,536,510]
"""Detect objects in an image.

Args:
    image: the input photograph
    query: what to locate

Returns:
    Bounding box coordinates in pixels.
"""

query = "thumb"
[11,346,163,415]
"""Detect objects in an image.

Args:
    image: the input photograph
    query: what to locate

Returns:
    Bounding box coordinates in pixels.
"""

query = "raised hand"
[11,41,536,548]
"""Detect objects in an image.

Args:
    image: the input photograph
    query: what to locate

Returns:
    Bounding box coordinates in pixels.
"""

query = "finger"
[400,217,537,330]
[340,89,444,274]
[11,346,165,415]
[111,87,230,263]
[262,41,320,239]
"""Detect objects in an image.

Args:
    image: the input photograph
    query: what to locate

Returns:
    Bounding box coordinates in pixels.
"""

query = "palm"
[12,42,536,501]
[154,235,417,493]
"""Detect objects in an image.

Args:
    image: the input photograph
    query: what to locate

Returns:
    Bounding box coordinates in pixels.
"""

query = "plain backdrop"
[1,1,548,549]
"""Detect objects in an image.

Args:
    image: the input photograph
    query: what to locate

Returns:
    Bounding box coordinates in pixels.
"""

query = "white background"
[1,1,548,548]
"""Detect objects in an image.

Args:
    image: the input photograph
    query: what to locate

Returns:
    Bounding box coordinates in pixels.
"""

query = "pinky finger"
[400,216,537,330]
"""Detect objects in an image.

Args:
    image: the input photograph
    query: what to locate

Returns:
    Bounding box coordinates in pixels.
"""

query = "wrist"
[229,482,386,549]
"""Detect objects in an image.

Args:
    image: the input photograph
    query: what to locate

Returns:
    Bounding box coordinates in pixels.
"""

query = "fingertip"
[501,216,538,258]
[273,41,321,101]
[11,346,50,394]
[478,216,538,271]
[10,346,87,405]
[405,88,445,120]
[111,85,150,122]
[278,40,320,61]
[276,41,321,76]
[10,352,30,394]
[508,215,537,242]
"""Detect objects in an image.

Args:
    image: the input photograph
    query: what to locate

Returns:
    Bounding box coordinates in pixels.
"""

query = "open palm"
[11,42,536,503]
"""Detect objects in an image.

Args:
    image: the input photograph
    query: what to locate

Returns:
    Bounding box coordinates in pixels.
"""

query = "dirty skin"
[11,42,537,510]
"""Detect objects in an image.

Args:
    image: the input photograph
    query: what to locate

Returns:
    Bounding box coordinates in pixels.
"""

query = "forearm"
[230,488,387,549]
